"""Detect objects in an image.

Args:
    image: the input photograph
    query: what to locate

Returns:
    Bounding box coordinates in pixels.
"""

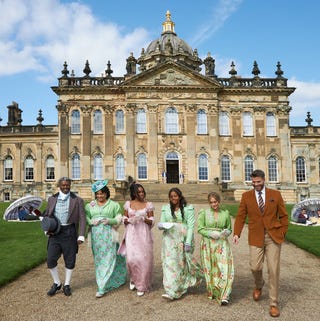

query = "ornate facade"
[1,11,319,203]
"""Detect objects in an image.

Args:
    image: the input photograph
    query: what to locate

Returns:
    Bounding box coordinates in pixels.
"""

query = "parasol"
[291,198,320,222]
[3,195,43,221]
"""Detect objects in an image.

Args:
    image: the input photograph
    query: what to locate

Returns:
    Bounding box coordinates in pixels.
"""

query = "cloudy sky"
[0,0,319,126]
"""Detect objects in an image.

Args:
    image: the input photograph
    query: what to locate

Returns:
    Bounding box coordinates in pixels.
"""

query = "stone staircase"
[114,183,235,203]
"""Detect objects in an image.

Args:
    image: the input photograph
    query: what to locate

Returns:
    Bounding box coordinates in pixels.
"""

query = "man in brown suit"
[233,170,288,318]
[43,177,86,297]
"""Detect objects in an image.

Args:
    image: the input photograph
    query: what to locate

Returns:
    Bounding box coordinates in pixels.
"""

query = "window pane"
[244,156,253,181]
[25,156,34,180]
[94,154,103,180]
[93,110,103,134]
[219,112,230,135]
[116,110,124,133]
[221,155,231,181]
[266,112,276,136]
[137,154,147,179]
[243,112,253,136]
[198,154,208,180]
[46,156,55,180]
[268,156,278,182]
[137,109,147,133]
[71,110,80,134]
[165,107,178,134]
[72,154,80,179]
[116,154,125,180]
[296,157,306,182]
[4,157,13,180]
[197,110,207,134]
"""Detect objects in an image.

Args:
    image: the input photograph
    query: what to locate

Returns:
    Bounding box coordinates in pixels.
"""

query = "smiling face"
[59,180,71,194]
[251,176,265,192]
[136,186,146,202]
[209,196,220,211]
[95,190,108,202]
[169,191,180,207]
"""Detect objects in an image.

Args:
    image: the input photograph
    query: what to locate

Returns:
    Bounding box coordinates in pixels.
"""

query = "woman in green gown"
[198,192,234,305]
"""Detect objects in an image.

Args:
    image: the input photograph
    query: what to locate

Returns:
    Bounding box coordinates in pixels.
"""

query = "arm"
[144,202,154,226]
[277,193,289,235]
[107,201,122,226]
[185,205,195,245]
[77,197,86,243]
[233,194,248,244]
[197,209,211,238]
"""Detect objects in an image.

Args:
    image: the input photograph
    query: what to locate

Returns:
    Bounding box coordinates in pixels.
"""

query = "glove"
[184,243,192,252]
[101,219,109,225]
[221,229,231,238]
[209,231,221,239]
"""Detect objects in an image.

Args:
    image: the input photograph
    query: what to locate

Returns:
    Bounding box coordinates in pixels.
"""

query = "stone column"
[103,105,115,179]
[147,105,158,182]
[185,104,197,182]
[125,104,136,178]
[57,104,69,178]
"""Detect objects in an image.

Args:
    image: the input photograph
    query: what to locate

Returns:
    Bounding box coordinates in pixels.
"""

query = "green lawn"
[0,202,319,287]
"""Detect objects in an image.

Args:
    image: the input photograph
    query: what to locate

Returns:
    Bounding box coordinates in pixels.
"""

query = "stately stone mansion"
[0,11,318,203]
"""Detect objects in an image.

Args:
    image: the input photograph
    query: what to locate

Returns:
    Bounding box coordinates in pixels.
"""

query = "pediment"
[121,62,222,88]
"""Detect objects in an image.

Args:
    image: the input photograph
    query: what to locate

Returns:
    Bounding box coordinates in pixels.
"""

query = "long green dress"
[197,208,234,304]
[160,204,203,299]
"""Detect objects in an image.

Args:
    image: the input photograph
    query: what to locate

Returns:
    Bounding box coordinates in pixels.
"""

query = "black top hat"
[41,216,61,235]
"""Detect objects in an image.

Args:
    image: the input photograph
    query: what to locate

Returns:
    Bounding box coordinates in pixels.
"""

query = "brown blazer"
[234,188,288,247]
[43,192,86,238]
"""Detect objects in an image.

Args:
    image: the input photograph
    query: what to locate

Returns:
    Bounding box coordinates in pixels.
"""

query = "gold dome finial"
[162,10,175,34]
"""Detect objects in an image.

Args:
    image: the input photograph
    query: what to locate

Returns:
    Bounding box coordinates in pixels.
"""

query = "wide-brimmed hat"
[41,216,61,235]
[92,179,108,193]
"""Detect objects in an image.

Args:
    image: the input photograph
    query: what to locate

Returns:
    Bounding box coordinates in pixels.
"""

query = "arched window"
[25,156,34,180]
[266,112,276,136]
[243,112,253,136]
[71,110,80,134]
[198,154,208,180]
[296,156,306,182]
[93,110,103,134]
[165,107,178,134]
[116,110,124,133]
[72,154,80,179]
[137,153,147,179]
[219,111,230,136]
[4,156,13,180]
[46,155,55,180]
[268,156,278,182]
[116,154,125,180]
[244,155,254,181]
[136,109,147,133]
[221,155,231,181]
[197,109,207,134]
[94,154,103,180]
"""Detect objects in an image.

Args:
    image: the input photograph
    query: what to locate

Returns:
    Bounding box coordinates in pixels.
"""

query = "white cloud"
[191,0,243,47]
[0,0,150,80]
[288,78,320,125]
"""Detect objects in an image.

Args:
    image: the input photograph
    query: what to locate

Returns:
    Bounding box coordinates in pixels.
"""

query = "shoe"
[162,293,174,300]
[137,291,144,296]
[221,299,229,305]
[47,283,61,296]
[95,292,104,298]
[269,306,280,317]
[63,285,72,296]
[129,281,135,291]
[253,288,262,301]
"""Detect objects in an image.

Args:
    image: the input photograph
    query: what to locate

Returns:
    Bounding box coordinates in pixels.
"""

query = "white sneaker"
[221,299,229,305]
[95,292,104,298]
[129,281,135,291]
[162,293,173,300]
[137,291,144,296]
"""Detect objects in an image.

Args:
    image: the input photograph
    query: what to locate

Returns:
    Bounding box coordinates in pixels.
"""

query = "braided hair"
[168,187,187,220]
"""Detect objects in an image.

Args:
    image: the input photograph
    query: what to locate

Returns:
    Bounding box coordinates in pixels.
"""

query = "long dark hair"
[168,187,187,220]
[129,183,146,200]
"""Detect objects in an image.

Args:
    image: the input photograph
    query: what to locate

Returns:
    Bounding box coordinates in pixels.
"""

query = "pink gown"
[122,201,154,292]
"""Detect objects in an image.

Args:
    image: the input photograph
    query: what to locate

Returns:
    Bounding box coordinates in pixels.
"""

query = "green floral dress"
[160,204,203,299]
[197,208,234,304]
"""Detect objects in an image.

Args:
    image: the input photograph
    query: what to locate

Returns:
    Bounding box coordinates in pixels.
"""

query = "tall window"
[94,154,103,180]
[4,156,13,180]
[116,110,124,133]
[46,155,55,180]
[137,153,147,179]
[268,156,278,182]
[244,155,254,181]
[219,111,230,135]
[221,155,231,181]
[165,107,178,134]
[71,110,80,134]
[116,154,125,180]
[243,112,253,136]
[197,109,207,134]
[72,153,80,179]
[136,109,147,133]
[296,156,306,182]
[266,112,276,136]
[25,156,34,180]
[198,154,208,180]
[93,110,103,134]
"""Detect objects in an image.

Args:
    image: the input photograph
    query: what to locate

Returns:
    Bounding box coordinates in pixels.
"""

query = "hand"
[144,217,152,225]
[209,231,221,239]
[101,219,109,225]
[123,218,129,225]
[233,235,239,245]
[184,243,192,252]
[221,229,231,238]
[92,220,100,226]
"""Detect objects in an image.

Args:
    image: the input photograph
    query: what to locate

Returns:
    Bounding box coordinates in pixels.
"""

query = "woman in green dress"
[159,187,202,300]
[198,192,234,305]
[85,180,127,298]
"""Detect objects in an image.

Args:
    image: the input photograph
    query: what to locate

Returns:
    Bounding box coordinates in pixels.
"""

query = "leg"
[249,244,265,289]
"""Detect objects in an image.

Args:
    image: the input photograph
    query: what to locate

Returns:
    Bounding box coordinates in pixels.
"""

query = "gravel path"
[1,203,320,321]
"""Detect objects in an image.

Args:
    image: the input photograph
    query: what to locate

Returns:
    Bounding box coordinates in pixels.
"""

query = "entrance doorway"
[166,152,179,184]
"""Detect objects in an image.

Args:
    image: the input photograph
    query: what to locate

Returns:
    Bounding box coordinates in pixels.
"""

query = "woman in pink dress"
[120,183,154,296]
